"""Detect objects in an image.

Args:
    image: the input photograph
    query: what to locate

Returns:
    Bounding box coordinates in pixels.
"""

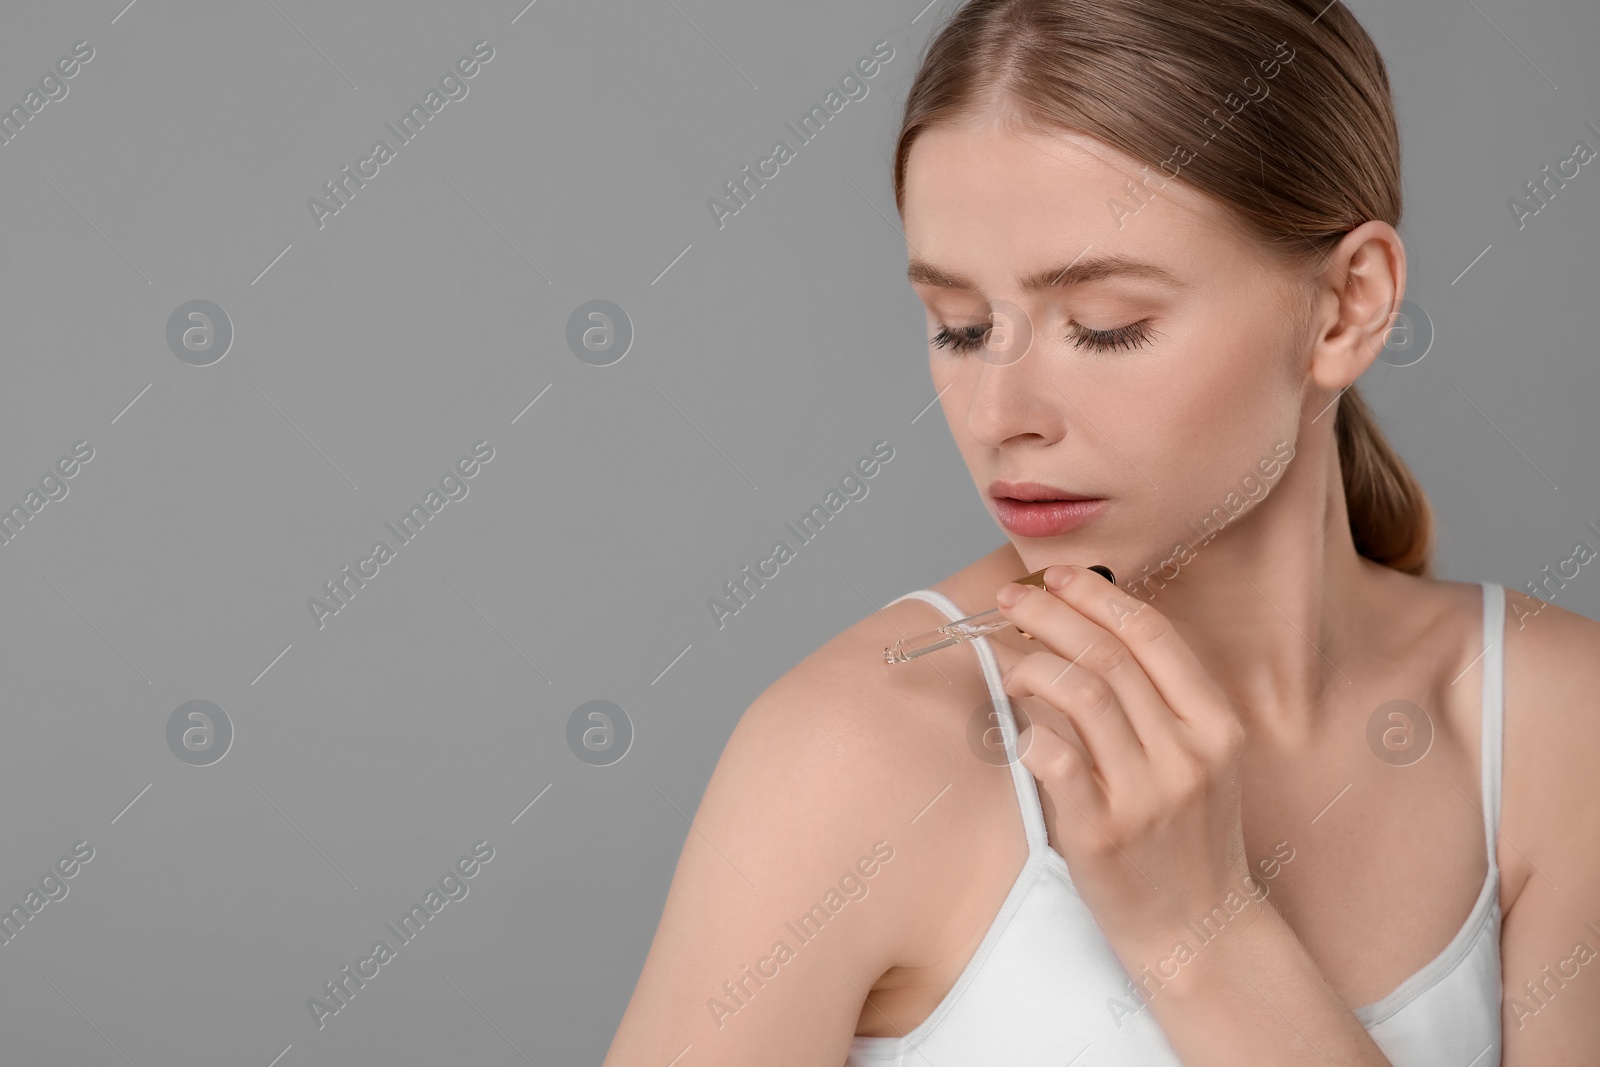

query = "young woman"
[605,1,1600,1063]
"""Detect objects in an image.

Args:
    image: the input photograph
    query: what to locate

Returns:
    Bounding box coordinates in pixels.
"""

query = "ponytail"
[1334,386,1433,576]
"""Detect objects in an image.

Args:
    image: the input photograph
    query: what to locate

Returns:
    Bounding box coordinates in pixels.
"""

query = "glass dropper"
[882,564,1116,665]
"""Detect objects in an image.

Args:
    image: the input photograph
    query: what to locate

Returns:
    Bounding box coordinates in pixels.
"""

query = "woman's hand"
[986,564,1257,962]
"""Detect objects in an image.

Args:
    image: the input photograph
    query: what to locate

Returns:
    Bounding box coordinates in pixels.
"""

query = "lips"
[988,480,1106,537]
[987,480,1095,502]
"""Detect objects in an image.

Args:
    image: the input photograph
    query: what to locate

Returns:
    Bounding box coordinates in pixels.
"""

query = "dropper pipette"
[883,565,1115,664]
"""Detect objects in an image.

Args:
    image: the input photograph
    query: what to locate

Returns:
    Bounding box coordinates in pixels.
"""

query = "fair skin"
[603,116,1600,1066]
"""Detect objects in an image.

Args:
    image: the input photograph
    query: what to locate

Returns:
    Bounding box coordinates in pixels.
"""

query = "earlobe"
[1306,308,1363,393]
[1307,313,1375,392]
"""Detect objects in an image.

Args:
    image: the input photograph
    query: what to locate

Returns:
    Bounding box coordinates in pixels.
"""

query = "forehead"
[901,122,1258,287]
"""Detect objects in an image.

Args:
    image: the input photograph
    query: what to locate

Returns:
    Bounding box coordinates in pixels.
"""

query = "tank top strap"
[883,588,1053,855]
[1478,582,1506,872]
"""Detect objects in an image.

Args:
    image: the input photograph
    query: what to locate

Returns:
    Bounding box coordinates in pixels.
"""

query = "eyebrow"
[906,252,1189,293]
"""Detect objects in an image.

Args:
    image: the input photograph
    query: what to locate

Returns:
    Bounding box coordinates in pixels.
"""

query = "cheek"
[1113,321,1301,543]
[1145,316,1299,453]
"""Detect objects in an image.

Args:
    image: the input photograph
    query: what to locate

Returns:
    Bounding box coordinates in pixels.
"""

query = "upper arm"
[603,656,955,1066]
[1498,596,1600,1063]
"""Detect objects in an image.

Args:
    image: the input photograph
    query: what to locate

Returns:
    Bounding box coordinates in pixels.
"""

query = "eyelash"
[929,319,1155,354]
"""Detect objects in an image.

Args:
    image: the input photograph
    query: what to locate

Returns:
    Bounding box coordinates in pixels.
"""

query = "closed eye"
[930,319,1156,354]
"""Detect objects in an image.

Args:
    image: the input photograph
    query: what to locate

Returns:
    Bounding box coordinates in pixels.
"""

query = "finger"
[1035,564,1232,730]
[1004,651,1148,789]
[1016,716,1107,824]
[995,579,1181,750]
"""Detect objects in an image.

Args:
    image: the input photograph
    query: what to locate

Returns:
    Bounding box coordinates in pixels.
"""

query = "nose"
[961,313,1067,448]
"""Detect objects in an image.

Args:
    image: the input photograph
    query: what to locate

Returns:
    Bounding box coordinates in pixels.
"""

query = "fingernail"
[1088,564,1116,584]
[996,583,1027,608]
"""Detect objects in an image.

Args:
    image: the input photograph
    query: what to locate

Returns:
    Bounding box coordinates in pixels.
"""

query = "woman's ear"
[1307,221,1407,392]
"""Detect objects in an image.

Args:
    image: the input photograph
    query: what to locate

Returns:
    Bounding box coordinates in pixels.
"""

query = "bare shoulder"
[1379,568,1600,710]
[1491,584,1600,911]
[1499,585,1600,790]
[604,591,1006,1063]
[1488,586,1600,1055]
[727,593,1028,1000]
[716,593,1008,933]
[1328,567,1600,955]
[729,595,977,805]
[1411,574,1600,800]
[1362,569,1600,870]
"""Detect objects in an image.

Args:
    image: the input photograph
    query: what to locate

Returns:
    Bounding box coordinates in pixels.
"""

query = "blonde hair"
[891,0,1433,575]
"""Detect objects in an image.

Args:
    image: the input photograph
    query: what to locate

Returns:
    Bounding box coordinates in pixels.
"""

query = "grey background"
[0,0,1594,1063]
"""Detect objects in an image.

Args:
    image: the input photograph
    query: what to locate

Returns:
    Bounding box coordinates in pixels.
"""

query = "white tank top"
[848,582,1505,1066]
